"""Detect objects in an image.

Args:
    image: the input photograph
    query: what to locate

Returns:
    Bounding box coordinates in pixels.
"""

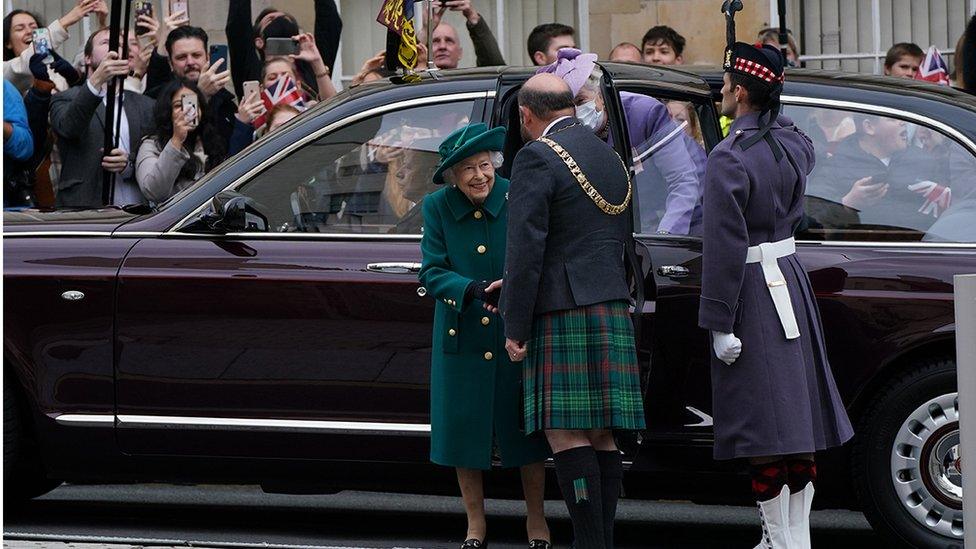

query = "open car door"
[600,63,726,471]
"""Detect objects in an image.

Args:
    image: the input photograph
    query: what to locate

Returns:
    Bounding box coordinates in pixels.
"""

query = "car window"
[234,100,477,234]
[787,104,976,243]
[617,91,707,236]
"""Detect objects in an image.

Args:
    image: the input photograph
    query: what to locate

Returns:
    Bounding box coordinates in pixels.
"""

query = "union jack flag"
[908,180,952,218]
[914,45,950,86]
[253,74,306,129]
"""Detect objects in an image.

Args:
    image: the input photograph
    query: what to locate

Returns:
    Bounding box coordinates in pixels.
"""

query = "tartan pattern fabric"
[750,460,789,501]
[573,477,589,503]
[523,300,646,433]
[733,57,784,83]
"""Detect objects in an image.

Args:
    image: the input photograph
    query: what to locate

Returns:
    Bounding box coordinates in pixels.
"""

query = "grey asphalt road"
[3,483,883,549]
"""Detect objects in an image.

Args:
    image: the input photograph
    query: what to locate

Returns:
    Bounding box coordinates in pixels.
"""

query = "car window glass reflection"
[236,101,475,234]
[790,105,976,243]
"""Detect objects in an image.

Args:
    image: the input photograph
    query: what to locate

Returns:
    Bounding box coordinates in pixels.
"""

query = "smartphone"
[209,44,228,70]
[134,1,153,35]
[264,37,299,57]
[242,80,261,100]
[31,28,52,62]
[169,0,188,17]
[181,93,199,127]
[870,172,888,185]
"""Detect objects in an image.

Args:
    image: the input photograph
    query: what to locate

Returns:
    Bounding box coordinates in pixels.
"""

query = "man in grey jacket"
[50,27,154,208]
[500,73,644,549]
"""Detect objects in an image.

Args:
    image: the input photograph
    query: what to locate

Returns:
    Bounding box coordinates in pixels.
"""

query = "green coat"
[419,177,551,470]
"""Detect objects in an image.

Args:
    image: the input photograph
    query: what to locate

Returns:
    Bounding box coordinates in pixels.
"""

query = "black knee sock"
[596,450,623,549]
[553,446,605,549]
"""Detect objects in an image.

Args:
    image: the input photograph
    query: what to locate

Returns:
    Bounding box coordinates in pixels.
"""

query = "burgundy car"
[4,64,975,548]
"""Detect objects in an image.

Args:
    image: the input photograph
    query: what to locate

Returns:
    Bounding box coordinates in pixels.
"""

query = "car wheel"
[4,379,61,504]
[853,357,964,548]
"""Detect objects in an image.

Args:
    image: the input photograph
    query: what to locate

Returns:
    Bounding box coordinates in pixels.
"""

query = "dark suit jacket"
[501,118,633,342]
[50,82,155,208]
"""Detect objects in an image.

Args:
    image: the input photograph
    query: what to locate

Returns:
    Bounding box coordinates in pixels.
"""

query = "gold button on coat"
[484,352,493,360]
[448,329,456,336]
[481,317,490,325]
[477,245,487,254]
[474,210,483,219]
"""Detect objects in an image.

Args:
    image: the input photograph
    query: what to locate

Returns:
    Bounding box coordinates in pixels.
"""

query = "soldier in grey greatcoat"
[698,38,854,548]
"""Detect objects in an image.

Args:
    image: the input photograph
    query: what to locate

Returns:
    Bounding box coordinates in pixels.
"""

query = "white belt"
[745,237,800,340]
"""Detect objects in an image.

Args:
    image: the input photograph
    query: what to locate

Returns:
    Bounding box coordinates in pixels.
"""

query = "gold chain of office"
[537,137,632,216]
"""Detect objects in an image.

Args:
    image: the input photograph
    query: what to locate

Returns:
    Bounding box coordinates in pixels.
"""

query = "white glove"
[712,331,742,365]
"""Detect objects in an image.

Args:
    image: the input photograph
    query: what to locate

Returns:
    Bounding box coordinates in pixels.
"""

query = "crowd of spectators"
[3,0,343,209]
[3,0,975,213]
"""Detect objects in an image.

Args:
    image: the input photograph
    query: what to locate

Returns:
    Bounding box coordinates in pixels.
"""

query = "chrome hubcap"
[890,392,963,538]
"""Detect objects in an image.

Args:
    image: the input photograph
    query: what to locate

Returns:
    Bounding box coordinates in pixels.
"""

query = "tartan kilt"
[523,300,646,434]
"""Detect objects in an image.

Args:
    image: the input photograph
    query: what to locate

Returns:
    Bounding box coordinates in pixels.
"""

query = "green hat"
[432,123,507,185]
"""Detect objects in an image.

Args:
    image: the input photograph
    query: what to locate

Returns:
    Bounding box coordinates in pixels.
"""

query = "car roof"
[355,62,711,89]
[684,66,976,109]
[681,66,976,147]
[324,63,713,108]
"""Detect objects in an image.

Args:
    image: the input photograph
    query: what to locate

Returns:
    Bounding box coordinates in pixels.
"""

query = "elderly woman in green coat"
[419,124,553,549]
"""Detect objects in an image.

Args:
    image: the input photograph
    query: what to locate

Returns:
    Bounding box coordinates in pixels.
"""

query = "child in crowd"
[641,25,685,65]
[884,42,924,78]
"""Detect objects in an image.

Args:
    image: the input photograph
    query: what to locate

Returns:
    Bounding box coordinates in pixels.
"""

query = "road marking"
[3,532,423,549]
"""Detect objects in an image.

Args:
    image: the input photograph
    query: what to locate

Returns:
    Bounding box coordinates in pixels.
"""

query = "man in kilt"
[500,73,645,549]
[699,5,854,547]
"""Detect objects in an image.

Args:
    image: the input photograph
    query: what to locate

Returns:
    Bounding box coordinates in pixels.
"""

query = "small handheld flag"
[253,75,306,129]
[914,45,950,86]
[909,180,952,218]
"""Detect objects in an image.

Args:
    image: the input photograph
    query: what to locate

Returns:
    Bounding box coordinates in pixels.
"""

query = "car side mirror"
[217,196,269,233]
[185,191,270,234]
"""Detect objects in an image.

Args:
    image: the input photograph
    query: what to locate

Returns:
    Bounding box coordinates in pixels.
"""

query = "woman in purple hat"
[537,48,704,236]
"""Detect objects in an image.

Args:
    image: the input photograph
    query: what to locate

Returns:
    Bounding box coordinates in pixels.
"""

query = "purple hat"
[535,48,598,97]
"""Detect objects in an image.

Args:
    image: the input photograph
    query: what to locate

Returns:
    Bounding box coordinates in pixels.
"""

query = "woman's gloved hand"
[29,51,81,87]
[712,331,742,365]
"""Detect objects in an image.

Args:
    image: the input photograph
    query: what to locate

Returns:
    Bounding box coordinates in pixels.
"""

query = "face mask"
[576,100,603,132]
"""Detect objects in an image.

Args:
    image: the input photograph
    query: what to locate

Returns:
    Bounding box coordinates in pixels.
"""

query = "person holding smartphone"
[145,24,236,152]
[136,79,225,203]
[224,0,341,100]
[256,36,335,104]
[3,0,107,93]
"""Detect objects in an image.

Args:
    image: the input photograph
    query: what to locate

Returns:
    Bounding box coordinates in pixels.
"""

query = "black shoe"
[460,539,486,549]
[528,540,552,549]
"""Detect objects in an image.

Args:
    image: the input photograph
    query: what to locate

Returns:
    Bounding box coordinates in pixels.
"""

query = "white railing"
[795,0,974,74]
[798,49,957,75]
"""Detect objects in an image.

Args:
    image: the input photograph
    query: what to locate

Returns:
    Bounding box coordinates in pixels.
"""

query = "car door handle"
[367,262,422,274]
[657,265,690,279]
